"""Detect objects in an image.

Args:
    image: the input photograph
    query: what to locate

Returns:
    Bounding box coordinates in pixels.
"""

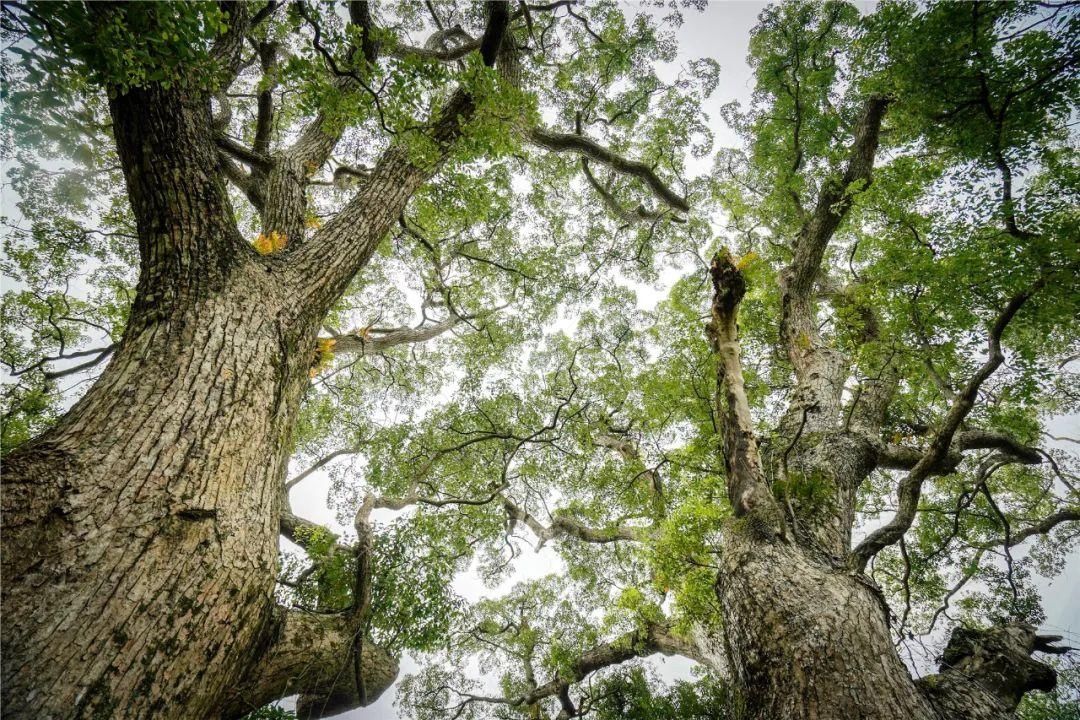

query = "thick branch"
[221,607,398,720]
[216,135,273,170]
[776,96,889,437]
[523,624,701,704]
[479,1,511,67]
[326,316,464,357]
[783,95,890,310]
[528,127,689,213]
[387,34,482,62]
[581,158,684,224]
[706,250,781,533]
[280,510,349,555]
[875,429,1044,473]
[852,282,1044,571]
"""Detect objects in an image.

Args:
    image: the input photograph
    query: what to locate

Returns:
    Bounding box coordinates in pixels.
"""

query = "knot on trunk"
[919,623,1066,717]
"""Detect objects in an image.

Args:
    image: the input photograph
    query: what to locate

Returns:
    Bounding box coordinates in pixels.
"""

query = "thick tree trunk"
[0,78,398,717]
[1,264,312,718]
[706,249,1057,720]
[716,532,939,720]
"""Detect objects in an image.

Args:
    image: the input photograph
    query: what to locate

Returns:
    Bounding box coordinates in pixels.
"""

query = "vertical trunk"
[716,533,938,720]
[1,263,313,719]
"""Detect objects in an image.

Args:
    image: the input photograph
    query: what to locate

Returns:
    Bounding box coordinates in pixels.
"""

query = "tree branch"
[852,281,1045,571]
[286,446,365,492]
[528,127,689,213]
[326,315,465,357]
[991,508,1079,547]
[581,158,684,224]
[459,622,702,711]
[215,135,273,170]
[875,429,1044,473]
[220,606,398,720]
[502,496,651,545]
[706,250,782,535]
[917,623,1063,718]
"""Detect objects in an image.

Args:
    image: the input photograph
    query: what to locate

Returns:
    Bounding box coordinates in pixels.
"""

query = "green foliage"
[4,0,1079,715]
[12,2,230,94]
[590,668,736,720]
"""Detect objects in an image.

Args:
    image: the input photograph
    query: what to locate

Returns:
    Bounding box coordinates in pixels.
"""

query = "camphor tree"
[1,0,711,717]
[1,1,1078,720]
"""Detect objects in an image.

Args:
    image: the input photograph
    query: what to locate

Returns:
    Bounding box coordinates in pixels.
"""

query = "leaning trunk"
[1,268,312,718]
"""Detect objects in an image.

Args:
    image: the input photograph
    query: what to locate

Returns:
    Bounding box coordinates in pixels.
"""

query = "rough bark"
[0,79,394,719]
[705,247,1059,720]
[716,535,940,720]
[220,608,398,720]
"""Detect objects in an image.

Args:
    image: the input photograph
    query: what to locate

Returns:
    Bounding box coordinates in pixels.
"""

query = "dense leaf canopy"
[2,1,1078,718]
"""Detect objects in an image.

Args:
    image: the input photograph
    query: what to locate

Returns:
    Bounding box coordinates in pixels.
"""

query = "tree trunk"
[716,532,939,720]
[706,250,1057,720]
[0,77,399,718]
[1,261,312,718]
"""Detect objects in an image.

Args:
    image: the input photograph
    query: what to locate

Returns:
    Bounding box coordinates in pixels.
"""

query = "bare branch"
[457,622,702,712]
[706,250,781,534]
[528,127,689,213]
[875,429,1043,473]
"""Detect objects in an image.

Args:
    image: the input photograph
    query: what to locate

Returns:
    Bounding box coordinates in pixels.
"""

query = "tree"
[1,1,708,717]
[0,2,1077,720]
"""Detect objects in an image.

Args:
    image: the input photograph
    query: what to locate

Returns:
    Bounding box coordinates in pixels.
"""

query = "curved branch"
[852,281,1045,572]
[386,34,482,63]
[517,623,702,703]
[992,508,1080,547]
[581,158,684,224]
[528,127,689,213]
[220,607,398,720]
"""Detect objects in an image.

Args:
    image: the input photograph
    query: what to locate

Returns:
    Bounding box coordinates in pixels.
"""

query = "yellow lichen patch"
[304,214,322,230]
[309,337,337,378]
[254,230,288,255]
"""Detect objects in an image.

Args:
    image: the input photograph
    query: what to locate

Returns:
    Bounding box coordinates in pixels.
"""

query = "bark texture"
[0,76,398,720]
[716,536,939,720]
[704,249,1060,720]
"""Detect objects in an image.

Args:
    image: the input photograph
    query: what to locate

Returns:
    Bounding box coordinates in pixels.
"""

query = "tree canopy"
[2,1,1078,719]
